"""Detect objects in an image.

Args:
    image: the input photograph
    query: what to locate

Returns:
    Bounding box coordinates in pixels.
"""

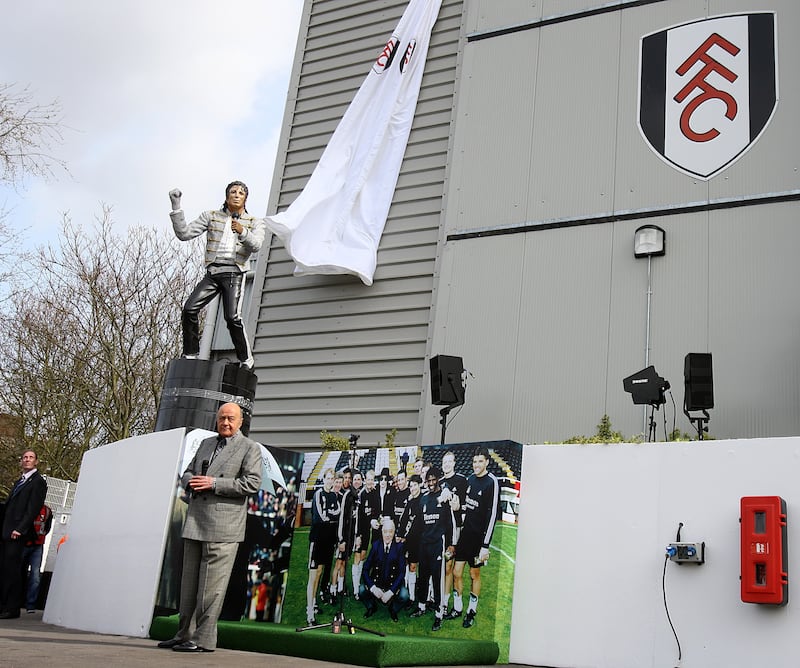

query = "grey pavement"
[0,610,521,668]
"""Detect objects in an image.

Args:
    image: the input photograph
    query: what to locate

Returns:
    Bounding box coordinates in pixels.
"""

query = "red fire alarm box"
[740,496,788,606]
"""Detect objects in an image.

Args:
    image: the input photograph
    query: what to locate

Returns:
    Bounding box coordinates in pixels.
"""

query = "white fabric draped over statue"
[265,0,443,286]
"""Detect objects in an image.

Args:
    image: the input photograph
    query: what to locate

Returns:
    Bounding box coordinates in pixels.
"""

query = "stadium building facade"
[240,0,800,450]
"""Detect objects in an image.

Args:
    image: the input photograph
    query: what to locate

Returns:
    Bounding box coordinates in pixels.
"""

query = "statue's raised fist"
[169,188,182,209]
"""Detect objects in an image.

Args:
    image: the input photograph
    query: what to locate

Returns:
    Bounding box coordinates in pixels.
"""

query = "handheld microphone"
[193,460,210,497]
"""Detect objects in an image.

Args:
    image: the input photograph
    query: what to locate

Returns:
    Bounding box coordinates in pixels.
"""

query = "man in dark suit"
[0,450,48,619]
[359,518,409,622]
[157,402,262,652]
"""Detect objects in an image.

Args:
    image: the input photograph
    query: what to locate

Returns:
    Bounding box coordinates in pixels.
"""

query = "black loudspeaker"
[430,355,464,405]
[684,353,714,411]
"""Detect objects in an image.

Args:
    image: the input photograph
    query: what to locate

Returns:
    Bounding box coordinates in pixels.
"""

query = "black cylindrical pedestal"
[155,359,258,436]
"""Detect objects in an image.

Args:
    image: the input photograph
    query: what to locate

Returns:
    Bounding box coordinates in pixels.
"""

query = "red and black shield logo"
[638,13,777,179]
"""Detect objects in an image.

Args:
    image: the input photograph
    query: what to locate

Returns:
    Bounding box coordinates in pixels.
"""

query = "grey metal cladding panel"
[258,356,423,383]
[383,248,438,272]
[297,58,378,91]
[284,126,340,157]
[257,306,432,338]
[466,0,543,33]
[256,404,428,439]
[294,64,456,108]
[256,348,427,373]
[445,30,538,234]
[510,224,616,444]
[261,378,424,401]
[309,0,405,24]
[289,107,352,140]
[604,203,800,441]
[525,13,620,223]
[258,274,433,309]
[303,3,461,73]
[605,212,711,440]
[708,1,800,200]
[395,165,448,191]
[541,0,624,16]
[707,203,800,438]
[306,17,400,49]
[262,251,436,288]
[257,324,429,359]
[260,391,423,413]
[251,418,421,449]
[613,1,714,213]
[378,243,438,269]
[306,0,405,46]
[257,295,435,330]
[399,135,451,161]
[413,94,458,121]
[419,234,526,446]
[250,0,463,449]
[256,403,422,427]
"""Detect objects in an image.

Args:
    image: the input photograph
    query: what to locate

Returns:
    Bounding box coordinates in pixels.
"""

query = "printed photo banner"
[282,440,522,663]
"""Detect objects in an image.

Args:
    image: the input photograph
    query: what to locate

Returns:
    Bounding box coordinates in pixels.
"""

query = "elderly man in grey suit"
[158,402,262,652]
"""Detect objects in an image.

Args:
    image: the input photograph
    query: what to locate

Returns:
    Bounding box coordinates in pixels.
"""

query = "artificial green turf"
[150,519,516,665]
[284,522,517,663]
[150,614,499,667]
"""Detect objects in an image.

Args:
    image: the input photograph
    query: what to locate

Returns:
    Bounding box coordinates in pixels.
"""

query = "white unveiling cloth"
[265,0,443,286]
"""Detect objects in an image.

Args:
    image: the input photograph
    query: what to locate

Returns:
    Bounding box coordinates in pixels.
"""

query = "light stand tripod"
[646,401,663,442]
[684,406,710,441]
[439,372,465,445]
[646,386,669,442]
[295,590,385,636]
[348,433,360,470]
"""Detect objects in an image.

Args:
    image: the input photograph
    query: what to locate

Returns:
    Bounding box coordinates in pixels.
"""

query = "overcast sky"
[0,1,304,249]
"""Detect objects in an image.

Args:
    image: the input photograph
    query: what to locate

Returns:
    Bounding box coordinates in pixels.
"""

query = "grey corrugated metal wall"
[248,0,465,449]
[251,0,800,450]
[421,0,800,444]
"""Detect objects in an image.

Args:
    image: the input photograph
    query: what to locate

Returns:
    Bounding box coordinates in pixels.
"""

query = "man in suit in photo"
[157,402,262,652]
[359,518,409,622]
[0,450,48,619]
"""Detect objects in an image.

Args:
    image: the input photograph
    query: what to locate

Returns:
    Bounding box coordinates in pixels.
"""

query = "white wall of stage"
[511,437,800,668]
[43,429,800,666]
[43,429,185,637]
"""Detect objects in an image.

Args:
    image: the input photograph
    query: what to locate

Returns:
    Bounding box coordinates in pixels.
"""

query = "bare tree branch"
[0,211,203,492]
[0,83,67,186]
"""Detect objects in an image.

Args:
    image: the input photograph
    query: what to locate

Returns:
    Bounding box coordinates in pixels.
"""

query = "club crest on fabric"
[373,35,400,74]
[638,13,777,179]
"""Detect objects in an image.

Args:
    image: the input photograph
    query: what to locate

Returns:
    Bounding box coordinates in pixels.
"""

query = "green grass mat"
[150,615,499,667]
[283,523,517,663]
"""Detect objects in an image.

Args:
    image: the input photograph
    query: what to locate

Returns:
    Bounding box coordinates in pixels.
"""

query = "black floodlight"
[623,365,670,406]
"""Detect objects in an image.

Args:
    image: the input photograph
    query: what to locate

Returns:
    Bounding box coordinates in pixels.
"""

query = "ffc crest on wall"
[638,13,777,179]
